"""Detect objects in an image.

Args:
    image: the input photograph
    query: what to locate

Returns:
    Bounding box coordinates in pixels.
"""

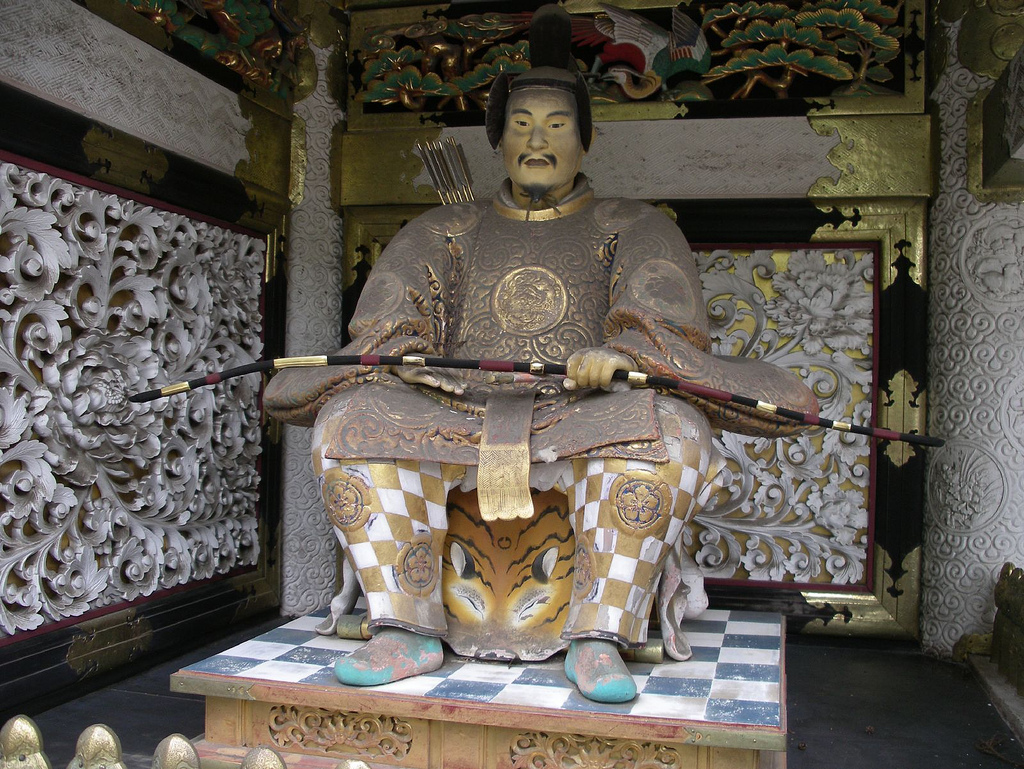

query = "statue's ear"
[486,72,511,149]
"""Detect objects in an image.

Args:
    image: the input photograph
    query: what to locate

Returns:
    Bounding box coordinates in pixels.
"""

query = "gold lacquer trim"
[807,115,934,200]
[627,371,648,385]
[274,356,329,368]
[170,674,256,700]
[492,189,595,221]
[67,609,153,677]
[162,382,191,396]
[289,115,308,208]
[82,126,169,195]
[799,545,920,639]
[755,402,778,414]
[812,199,927,290]
[880,370,924,468]
[402,356,426,367]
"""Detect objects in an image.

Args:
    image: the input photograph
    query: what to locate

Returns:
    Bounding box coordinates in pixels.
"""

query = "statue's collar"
[492,176,594,221]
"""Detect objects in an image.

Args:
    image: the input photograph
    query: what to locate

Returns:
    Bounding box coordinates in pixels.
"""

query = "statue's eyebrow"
[509,108,573,118]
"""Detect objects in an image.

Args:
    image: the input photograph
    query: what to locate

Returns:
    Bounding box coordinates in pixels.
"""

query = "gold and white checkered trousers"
[318,438,721,646]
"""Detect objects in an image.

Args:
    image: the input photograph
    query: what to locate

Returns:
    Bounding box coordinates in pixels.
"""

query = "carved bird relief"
[572,4,710,99]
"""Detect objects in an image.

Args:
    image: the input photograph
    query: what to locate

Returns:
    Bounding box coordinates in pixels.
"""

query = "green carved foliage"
[706,45,855,81]
[703,2,792,25]
[360,69,458,106]
[361,47,425,85]
[720,19,839,54]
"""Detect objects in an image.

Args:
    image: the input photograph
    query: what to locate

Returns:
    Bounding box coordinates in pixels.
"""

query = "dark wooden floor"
[12,616,1024,769]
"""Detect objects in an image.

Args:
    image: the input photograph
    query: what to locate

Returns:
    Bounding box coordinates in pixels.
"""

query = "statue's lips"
[521,157,553,168]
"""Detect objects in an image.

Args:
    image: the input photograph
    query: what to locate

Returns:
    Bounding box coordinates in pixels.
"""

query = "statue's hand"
[391,366,465,395]
[564,348,637,390]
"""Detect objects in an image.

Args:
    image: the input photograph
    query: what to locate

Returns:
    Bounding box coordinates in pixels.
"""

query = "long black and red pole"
[127,354,943,447]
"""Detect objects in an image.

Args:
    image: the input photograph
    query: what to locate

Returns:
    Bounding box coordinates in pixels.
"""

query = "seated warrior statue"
[265,5,817,704]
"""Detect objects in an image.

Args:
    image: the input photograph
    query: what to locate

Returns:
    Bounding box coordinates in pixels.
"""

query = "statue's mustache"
[518,153,556,167]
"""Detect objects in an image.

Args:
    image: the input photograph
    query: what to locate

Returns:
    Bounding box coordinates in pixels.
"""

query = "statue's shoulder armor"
[406,201,487,238]
[591,197,664,234]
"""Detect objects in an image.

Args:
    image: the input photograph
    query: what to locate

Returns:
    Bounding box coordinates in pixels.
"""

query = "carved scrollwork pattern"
[509,731,682,769]
[268,705,413,759]
[0,161,264,635]
[923,20,1024,655]
[691,247,874,585]
[279,38,345,616]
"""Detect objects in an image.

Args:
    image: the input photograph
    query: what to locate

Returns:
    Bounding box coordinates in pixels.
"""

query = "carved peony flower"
[39,332,162,483]
[808,480,867,545]
[766,250,872,355]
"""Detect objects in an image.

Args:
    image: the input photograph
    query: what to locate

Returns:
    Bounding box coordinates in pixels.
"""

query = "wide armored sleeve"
[601,201,819,437]
[263,203,482,425]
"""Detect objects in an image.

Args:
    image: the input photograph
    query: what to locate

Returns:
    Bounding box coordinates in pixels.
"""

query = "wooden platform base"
[171,609,787,769]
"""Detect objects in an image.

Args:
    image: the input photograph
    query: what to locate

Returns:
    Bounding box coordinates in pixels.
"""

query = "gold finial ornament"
[239,747,287,769]
[151,735,200,769]
[0,716,51,769]
[67,726,126,769]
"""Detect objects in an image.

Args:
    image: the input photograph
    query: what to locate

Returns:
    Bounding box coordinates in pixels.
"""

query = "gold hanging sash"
[477,392,536,521]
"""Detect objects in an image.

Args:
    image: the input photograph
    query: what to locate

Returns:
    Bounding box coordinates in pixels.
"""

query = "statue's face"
[501,88,585,205]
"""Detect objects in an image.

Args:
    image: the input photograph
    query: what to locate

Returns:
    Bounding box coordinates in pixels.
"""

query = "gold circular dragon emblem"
[492,266,568,334]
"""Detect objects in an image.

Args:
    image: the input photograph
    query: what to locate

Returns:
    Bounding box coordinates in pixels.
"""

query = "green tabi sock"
[564,638,638,703]
[334,627,444,686]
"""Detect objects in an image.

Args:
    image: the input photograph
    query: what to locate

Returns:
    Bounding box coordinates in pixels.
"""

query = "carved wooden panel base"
[194,701,784,769]
[174,612,787,769]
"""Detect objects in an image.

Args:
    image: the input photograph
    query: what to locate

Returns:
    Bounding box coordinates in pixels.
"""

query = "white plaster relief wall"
[0,161,264,634]
[924,21,1024,654]
[279,41,345,616]
[0,0,250,176]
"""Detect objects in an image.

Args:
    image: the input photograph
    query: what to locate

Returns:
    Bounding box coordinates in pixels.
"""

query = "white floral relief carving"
[690,247,874,585]
[927,442,1005,534]
[0,162,264,635]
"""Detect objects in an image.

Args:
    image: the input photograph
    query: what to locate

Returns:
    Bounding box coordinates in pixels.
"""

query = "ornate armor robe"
[265,177,817,658]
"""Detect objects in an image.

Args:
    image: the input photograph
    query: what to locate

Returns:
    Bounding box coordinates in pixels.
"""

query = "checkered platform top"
[181,608,783,729]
